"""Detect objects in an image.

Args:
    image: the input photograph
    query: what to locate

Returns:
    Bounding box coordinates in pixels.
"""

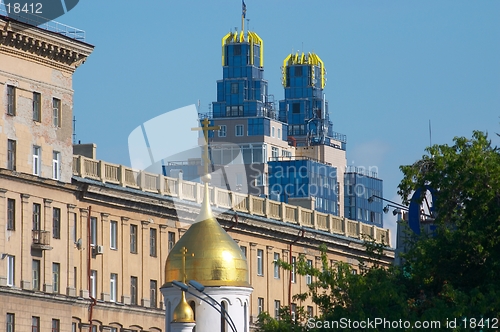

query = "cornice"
[75,179,394,262]
[0,17,94,73]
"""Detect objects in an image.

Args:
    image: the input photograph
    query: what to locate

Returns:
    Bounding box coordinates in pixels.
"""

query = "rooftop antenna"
[242,0,246,33]
[429,119,432,147]
[247,18,250,32]
[72,116,77,144]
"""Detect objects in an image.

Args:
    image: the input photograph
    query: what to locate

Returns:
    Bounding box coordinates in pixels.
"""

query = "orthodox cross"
[174,246,194,284]
[192,118,220,177]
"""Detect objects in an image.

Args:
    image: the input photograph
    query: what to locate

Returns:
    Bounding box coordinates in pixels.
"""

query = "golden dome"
[172,292,195,323]
[164,182,250,287]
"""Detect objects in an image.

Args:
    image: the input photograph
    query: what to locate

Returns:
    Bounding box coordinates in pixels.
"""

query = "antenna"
[72,116,76,144]
[247,18,250,31]
[429,119,432,147]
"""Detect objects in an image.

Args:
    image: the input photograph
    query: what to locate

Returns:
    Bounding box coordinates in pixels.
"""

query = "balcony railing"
[72,155,391,246]
[32,230,51,250]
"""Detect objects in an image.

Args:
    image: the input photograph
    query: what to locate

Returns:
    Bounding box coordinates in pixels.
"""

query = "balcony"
[32,230,52,250]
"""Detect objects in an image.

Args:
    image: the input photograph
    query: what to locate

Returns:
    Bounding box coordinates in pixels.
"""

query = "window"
[90,270,97,298]
[231,82,238,94]
[240,246,247,258]
[90,217,97,247]
[74,267,77,289]
[71,322,77,332]
[71,213,77,242]
[52,98,61,127]
[292,102,300,114]
[274,300,280,319]
[110,220,117,249]
[271,146,279,159]
[51,319,60,332]
[52,263,60,293]
[150,228,157,257]
[53,207,61,239]
[306,259,313,285]
[130,276,138,305]
[257,249,263,276]
[6,313,15,332]
[352,269,358,275]
[307,306,313,317]
[110,273,117,302]
[32,317,40,332]
[33,203,41,231]
[278,128,281,139]
[235,124,244,137]
[52,151,61,180]
[255,173,266,186]
[273,253,280,279]
[291,256,296,283]
[271,126,275,137]
[218,125,227,137]
[7,199,15,230]
[7,255,14,286]
[130,225,138,253]
[168,231,175,252]
[295,66,303,76]
[233,44,241,55]
[33,92,41,122]
[32,260,40,291]
[7,85,15,115]
[257,297,264,315]
[32,146,41,176]
[291,303,297,320]
[150,279,157,308]
[7,139,16,170]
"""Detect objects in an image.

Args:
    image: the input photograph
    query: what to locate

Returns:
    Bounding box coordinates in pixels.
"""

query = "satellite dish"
[76,238,82,249]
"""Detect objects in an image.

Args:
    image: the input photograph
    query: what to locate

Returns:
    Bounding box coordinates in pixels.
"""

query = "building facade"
[0,14,392,332]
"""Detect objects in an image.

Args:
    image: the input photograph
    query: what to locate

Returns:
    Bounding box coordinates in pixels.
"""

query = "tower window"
[231,83,238,94]
[292,103,300,114]
[235,125,244,137]
[234,44,241,55]
[295,66,303,77]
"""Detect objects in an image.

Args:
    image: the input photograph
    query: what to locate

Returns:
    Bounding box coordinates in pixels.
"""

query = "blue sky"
[42,0,500,243]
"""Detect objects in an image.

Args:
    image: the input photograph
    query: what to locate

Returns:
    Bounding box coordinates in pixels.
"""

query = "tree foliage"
[257,131,500,331]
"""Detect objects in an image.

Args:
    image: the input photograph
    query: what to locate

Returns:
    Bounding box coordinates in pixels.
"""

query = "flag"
[242,0,247,18]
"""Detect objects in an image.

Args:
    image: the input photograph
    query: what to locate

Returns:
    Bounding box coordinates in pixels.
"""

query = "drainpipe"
[289,228,305,315]
[225,211,239,232]
[87,206,96,328]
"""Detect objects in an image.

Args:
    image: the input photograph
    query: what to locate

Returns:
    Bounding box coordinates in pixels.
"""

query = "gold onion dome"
[172,292,194,323]
[165,174,250,287]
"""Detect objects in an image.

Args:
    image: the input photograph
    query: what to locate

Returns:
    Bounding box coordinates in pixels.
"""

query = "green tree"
[257,131,500,331]
[398,131,500,321]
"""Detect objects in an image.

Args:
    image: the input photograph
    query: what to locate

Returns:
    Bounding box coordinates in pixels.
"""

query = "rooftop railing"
[72,155,391,246]
[0,1,85,41]
[345,165,379,179]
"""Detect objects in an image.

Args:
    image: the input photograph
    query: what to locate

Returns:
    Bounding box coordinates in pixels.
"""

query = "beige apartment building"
[0,15,393,332]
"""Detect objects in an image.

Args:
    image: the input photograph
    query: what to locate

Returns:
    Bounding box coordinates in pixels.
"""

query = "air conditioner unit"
[95,245,104,255]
